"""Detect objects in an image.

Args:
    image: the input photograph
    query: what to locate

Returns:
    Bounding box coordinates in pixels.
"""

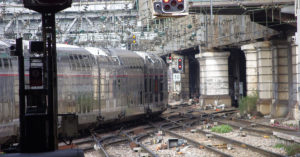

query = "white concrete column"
[271,41,290,117]
[254,41,273,115]
[292,40,300,121]
[195,51,231,107]
[241,44,258,96]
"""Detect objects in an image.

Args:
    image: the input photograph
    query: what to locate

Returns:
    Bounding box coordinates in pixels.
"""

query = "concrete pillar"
[292,40,300,121]
[254,41,273,115]
[271,41,290,117]
[241,44,258,96]
[195,51,231,107]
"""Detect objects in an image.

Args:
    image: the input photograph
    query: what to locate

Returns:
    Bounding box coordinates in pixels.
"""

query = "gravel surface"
[203,128,287,156]
[84,150,101,157]
[174,130,266,157]
[106,143,139,157]
[141,134,218,157]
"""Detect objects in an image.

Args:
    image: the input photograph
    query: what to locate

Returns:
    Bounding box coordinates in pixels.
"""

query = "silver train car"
[0,40,168,146]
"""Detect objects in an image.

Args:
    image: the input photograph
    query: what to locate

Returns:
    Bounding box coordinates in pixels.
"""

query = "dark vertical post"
[42,12,58,150]
[16,38,25,152]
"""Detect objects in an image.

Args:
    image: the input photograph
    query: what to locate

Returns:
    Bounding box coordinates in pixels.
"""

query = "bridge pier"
[196,51,231,108]
[241,40,299,119]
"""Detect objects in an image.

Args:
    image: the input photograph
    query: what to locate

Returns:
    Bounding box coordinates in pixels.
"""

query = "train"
[0,40,168,147]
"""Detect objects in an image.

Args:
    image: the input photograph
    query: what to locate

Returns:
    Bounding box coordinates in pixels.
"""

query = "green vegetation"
[211,125,233,133]
[238,92,258,115]
[274,143,285,149]
[285,144,300,156]
[274,143,300,156]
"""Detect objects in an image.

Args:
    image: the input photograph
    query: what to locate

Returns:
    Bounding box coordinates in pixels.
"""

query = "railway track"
[59,106,294,157]
[161,115,285,157]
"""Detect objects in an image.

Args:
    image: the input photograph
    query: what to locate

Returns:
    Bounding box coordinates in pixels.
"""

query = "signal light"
[178,58,183,71]
[171,0,176,6]
[177,4,184,10]
[161,0,184,13]
[164,5,170,10]
[30,67,43,86]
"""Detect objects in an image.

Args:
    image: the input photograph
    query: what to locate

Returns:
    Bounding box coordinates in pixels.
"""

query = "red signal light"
[169,56,172,60]
[163,0,170,3]
[177,4,184,10]
[178,58,183,71]
[171,0,177,6]
[164,5,170,10]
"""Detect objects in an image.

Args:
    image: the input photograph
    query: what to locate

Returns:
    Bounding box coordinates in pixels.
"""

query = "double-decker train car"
[0,40,168,146]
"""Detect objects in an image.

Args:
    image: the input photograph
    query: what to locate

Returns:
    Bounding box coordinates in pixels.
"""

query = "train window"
[3,58,9,68]
[149,78,152,92]
[83,55,92,68]
[74,55,81,70]
[69,55,76,70]
[155,76,158,102]
[78,55,86,70]
[118,79,121,89]
[160,78,163,92]
[155,77,158,93]
[144,78,147,92]
[9,59,12,69]
[140,91,142,104]
[0,59,2,68]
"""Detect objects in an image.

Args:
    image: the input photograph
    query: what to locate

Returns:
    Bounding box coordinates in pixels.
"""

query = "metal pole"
[17,38,25,152]
[210,0,213,47]
[42,12,58,150]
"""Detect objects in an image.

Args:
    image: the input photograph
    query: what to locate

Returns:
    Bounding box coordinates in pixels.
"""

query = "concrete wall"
[196,51,231,107]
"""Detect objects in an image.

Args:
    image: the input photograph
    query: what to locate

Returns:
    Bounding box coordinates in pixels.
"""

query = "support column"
[241,44,258,96]
[255,41,273,115]
[196,51,231,107]
[271,41,290,117]
[292,39,300,121]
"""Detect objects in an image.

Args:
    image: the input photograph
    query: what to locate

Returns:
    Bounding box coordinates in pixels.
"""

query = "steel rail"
[122,131,159,157]
[163,117,284,157]
[232,119,299,132]
[149,122,233,157]
[92,134,110,157]
[215,120,273,136]
[196,129,284,157]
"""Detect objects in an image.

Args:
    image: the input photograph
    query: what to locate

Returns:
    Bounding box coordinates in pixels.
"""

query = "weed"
[285,144,300,156]
[274,143,285,149]
[211,125,233,133]
[274,143,300,156]
[238,92,258,115]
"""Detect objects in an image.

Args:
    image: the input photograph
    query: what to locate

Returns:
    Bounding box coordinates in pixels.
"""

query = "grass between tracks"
[211,125,233,133]
[238,92,258,115]
[274,143,300,156]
